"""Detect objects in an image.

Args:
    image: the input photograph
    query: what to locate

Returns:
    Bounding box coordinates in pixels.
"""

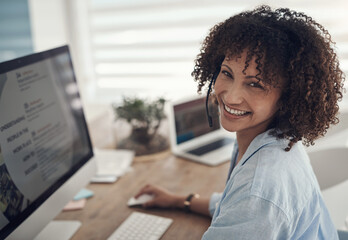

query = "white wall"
[28,0,69,51]
[28,0,108,121]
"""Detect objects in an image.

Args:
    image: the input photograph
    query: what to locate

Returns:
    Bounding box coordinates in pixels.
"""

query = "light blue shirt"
[203,130,338,240]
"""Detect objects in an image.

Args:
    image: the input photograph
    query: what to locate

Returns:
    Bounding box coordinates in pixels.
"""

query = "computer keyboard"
[107,212,173,240]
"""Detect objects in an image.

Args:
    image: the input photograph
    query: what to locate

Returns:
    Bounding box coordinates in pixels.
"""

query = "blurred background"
[1,0,348,120]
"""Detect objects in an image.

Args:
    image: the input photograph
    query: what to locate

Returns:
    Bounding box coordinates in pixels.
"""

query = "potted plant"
[112,97,169,156]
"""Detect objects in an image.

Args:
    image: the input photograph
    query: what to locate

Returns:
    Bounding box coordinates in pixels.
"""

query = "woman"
[136,5,344,239]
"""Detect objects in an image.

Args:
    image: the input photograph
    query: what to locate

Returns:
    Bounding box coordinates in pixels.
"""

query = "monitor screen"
[173,97,220,144]
[0,45,94,239]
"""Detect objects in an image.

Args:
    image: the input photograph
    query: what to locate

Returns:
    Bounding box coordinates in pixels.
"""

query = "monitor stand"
[34,221,81,240]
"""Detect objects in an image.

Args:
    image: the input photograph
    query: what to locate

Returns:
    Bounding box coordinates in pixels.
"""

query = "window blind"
[85,0,348,98]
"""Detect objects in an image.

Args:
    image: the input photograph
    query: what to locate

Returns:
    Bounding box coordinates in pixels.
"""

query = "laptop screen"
[173,97,220,144]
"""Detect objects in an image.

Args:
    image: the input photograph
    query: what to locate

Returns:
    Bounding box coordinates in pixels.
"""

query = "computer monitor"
[0,45,96,239]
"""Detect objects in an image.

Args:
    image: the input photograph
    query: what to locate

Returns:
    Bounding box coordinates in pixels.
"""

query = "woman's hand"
[135,184,185,209]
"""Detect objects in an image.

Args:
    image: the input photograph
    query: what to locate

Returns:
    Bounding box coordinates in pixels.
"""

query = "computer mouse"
[127,194,154,207]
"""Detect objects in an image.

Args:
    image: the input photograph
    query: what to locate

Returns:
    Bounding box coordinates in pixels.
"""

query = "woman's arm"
[135,184,211,217]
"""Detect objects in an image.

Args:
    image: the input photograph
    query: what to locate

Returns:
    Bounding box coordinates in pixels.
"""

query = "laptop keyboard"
[187,138,234,156]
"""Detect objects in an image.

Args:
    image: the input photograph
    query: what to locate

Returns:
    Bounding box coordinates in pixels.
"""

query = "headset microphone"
[206,69,220,127]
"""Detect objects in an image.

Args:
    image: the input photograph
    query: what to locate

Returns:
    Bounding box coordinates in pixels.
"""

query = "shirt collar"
[237,129,288,166]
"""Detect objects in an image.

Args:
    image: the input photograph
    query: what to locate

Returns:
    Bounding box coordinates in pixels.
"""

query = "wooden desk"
[55,154,229,239]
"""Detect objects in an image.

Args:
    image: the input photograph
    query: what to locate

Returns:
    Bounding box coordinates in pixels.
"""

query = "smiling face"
[214,51,282,141]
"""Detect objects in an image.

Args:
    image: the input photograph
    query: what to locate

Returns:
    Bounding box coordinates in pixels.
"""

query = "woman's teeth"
[224,105,248,116]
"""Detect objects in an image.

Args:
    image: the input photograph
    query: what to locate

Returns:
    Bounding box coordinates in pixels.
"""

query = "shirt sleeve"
[209,192,222,217]
[203,195,290,240]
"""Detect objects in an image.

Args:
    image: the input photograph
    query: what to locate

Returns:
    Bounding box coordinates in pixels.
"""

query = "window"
[0,0,33,62]
[72,0,348,102]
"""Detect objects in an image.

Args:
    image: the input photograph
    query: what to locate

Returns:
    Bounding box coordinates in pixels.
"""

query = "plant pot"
[130,128,152,144]
[118,132,169,156]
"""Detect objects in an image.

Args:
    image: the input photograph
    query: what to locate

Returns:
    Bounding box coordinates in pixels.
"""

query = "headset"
[205,68,220,127]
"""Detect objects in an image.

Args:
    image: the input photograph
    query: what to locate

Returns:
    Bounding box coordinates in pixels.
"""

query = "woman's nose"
[222,82,244,105]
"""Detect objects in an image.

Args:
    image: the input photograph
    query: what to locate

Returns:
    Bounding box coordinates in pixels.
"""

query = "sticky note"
[73,188,94,201]
[63,199,87,211]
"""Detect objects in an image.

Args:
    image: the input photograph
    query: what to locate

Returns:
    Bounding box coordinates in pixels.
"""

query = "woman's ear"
[211,93,218,105]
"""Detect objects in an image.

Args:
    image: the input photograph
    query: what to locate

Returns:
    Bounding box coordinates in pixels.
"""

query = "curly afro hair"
[192,5,345,151]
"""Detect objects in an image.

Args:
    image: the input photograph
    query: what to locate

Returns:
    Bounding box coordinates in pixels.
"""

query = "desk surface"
[55,153,229,240]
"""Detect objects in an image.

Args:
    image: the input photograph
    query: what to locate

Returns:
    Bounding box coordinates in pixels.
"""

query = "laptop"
[168,96,235,166]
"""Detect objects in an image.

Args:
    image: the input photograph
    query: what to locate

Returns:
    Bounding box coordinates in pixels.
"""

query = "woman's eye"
[249,82,265,89]
[221,70,232,78]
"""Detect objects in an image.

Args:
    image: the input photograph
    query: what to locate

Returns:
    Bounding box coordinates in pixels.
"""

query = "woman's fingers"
[134,184,177,208]
[134,184,155,198]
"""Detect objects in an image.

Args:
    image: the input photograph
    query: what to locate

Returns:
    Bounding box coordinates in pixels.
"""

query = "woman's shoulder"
[248,141,320,218]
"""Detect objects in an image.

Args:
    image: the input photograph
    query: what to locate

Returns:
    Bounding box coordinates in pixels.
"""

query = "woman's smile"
[222,102,251,118]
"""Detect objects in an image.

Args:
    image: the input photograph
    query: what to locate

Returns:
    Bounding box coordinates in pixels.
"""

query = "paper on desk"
[93,148,134,177]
